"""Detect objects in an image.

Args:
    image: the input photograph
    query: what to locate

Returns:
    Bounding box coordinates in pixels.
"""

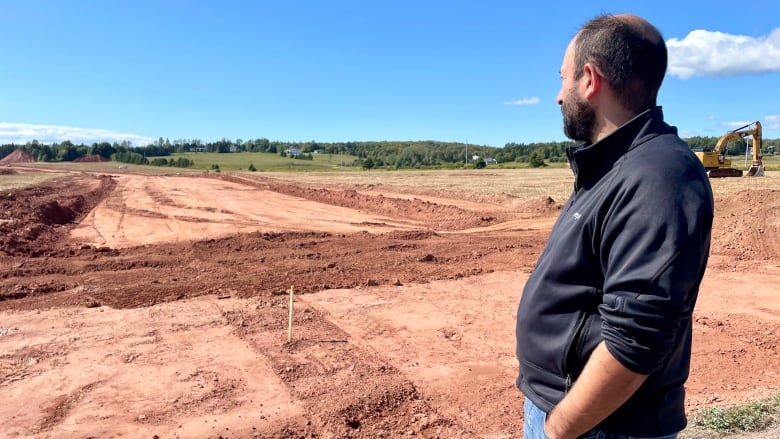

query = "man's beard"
[562,89,596,143]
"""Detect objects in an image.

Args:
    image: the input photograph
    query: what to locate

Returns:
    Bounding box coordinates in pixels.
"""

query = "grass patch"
[691,395,780,434]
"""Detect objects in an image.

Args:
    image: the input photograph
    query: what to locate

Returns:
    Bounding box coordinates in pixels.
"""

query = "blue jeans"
[523,398,678,439]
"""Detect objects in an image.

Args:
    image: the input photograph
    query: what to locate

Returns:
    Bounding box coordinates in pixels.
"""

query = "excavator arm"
[745,121,764,176]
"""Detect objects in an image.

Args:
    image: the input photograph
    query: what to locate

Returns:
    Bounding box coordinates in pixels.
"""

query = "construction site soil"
[1,169,779,438]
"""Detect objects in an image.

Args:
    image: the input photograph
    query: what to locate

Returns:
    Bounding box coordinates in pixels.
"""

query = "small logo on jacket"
[573,212,581,221]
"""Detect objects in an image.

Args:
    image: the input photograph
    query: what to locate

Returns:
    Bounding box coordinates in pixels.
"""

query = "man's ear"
[581,63,603,99]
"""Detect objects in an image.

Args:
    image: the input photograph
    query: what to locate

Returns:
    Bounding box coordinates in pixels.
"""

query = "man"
[515,14,714,439]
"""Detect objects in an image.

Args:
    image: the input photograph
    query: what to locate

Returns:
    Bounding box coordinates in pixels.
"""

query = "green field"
[1,151,363,181]
[175,151,361,171]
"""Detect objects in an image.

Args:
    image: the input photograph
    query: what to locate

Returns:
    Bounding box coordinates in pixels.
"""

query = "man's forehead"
[560,39,576,72]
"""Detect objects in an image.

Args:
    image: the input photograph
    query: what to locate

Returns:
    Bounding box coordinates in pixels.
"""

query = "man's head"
[557,14,667,143]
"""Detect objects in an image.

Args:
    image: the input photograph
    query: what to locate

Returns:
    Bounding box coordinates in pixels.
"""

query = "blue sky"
[1,0,779,147]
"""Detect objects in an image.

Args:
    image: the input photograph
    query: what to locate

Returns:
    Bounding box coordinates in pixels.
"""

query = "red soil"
[0,171,778,438]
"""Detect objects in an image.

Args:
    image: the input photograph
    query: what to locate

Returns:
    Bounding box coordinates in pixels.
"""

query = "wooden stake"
[287,285,295,342]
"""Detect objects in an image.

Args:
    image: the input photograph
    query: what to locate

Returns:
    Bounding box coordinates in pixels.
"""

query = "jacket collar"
[567,107,673,190]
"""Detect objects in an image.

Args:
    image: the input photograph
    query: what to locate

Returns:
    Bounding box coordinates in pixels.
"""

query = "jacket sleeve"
[597,158,713,375]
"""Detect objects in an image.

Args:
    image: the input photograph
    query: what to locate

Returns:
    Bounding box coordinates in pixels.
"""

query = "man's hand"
[543,342,648,439]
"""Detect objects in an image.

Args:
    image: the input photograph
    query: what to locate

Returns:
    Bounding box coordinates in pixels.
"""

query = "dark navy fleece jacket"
[516,107,714,436]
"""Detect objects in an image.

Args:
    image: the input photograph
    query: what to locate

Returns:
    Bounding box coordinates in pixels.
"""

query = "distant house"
[229,145,239,153]
[188,147,206,152]
[285,148,302,156]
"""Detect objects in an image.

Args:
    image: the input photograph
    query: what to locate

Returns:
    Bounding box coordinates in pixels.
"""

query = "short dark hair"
[573,14,667,112]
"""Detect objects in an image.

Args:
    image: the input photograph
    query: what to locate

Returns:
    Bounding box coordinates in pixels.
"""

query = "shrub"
[529,152,547,168]
[693,395,780,433]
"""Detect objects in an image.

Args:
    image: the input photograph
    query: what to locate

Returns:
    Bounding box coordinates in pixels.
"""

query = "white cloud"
[505,97,540,106]
[765,114,780,130]
[722,121,754,130]
[0,122,154,146]
[720,118,780,131]
[667,28,780,79]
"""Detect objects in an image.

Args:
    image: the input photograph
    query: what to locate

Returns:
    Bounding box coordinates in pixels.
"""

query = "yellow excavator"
[695,121,764,178]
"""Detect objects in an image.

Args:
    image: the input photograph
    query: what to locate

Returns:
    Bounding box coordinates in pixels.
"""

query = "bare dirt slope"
[1,171,779,438]
[0,149,36,164]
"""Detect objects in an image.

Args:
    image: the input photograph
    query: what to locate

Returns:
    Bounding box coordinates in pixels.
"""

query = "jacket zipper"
[563,312,591,393]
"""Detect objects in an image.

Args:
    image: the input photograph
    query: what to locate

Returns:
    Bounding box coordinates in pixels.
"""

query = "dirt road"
[1,170,778,438]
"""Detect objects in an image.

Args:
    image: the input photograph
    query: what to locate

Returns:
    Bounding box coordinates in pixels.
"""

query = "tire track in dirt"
[215,173,508,231]
[38,381,104,432]
[103,178,130,242]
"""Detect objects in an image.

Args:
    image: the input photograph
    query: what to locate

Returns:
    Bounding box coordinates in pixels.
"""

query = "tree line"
[0,140,195,168]
[1,134,776,169]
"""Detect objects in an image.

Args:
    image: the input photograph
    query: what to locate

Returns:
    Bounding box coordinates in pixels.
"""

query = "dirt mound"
[36,200,77,225]
[0,168,17,175]
[0,149,36,164]
[0,175,116,256]
[0,226,543,308]
[73,154,109,162]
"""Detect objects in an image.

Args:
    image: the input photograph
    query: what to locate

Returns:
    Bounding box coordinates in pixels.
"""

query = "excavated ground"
[1,170,779,439]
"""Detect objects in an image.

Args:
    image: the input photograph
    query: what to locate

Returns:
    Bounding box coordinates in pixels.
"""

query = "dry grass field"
[0,168,68,190]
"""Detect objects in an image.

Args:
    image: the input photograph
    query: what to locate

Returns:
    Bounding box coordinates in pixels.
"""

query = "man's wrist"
[542,411,556,439]
[542,420,555,439]
[543,409,568,439]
